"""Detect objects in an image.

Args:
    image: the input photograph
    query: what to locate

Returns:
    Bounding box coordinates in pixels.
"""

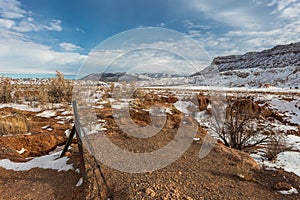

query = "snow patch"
[0,151,73,172]
[61,110,73,115]
[269,99,300,125]
[65,129,71,137]
[251,151,300,177]
[17,148,26,154]
[278,187,298,195]
[0,103,41,112]
[76,177,83,187]
[36,110,57,118]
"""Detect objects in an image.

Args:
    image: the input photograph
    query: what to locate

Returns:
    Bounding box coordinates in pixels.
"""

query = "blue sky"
[0,0,299,75]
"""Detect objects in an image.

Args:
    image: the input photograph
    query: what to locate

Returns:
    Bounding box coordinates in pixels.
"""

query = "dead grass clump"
[0,116,29,135]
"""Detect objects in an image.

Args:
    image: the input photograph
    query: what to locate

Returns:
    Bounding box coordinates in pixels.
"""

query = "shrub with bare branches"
[210,97,272,150]
[263,134,291,161]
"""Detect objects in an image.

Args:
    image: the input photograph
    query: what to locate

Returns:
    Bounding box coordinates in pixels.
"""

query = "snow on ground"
[276,152,300,176]
[36,110,57,118]
[273,123,298,133]
[65,129,71,137]
[61,110,73,115]
[17,148,26,154]
[0,103,41,112]
[268,99,300,125]
[0,151,73,172]
[76,177,83,187]
[251,151,300,177]
[111,103,127,110]
[93,105,104,109]
[191,66,300,89]
[144,85,300,94]
[41,125,51,130]
[174,98,198,116]
[249,130,300,177]
[278,187,299,195]
[285,134,300,151]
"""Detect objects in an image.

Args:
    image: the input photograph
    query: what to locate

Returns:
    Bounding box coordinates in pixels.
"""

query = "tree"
[210,97,271,150]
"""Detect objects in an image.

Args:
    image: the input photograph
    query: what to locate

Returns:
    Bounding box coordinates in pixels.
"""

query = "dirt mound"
[0,133,66,157]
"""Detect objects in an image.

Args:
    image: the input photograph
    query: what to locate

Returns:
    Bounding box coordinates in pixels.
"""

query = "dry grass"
[0,115,29,135]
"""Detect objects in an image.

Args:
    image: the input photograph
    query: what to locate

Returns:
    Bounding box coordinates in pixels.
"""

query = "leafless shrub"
[263,135,292,161]
[210,97,271,150]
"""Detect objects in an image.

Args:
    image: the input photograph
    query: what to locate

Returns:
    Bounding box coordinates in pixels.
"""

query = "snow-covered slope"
[191,42,300,88]
[207,42,300,72]
[192,66,300,88]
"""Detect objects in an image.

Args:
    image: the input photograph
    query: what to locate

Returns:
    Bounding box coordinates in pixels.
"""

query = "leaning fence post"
[60,100,87,180]
[73,100,87,180]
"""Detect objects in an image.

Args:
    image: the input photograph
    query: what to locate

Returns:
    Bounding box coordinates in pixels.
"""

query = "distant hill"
[80,72,181,82]
[196,42,300,75]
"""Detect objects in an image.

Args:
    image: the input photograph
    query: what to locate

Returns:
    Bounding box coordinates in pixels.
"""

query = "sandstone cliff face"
[192,42,300,88]
[211,42,300,72]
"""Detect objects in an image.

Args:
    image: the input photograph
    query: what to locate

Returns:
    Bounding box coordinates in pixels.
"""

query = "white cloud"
[268,0,300,19]
[186,0,262,29]
[182,0,300,57]
[0,31,86,73]
[0,18,15,29]
[0,0,62,33]
[276,0,296,11]
[158,22,166,27]
[0,0,27,19]
[59,42,81,51]
[76,27,85,33]
[12,19,40,32]
[280,2,300,18]
[43,19,62,32]
[11,18,63,33]
[0,0,79,74]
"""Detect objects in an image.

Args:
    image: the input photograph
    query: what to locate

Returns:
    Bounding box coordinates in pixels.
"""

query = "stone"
[274,182,293,191]
[145,188,156,197]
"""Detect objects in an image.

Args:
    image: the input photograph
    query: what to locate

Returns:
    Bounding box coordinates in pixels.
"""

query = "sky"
[0,0,299,76]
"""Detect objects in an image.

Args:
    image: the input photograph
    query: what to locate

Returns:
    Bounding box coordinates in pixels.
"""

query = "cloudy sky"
[0,0,299,76]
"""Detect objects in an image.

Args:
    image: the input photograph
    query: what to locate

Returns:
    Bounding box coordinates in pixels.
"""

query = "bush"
[263,135,291,161]
[210,97,271,150]
[48,71,73,103]
[0,82,12,103]
[38,85,49,105]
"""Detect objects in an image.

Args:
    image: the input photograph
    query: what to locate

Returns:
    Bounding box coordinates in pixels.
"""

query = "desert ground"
[0,75,300,199]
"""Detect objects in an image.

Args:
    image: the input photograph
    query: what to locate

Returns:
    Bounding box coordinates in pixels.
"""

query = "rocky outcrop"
[213,142,260,169]
[211,42,300,72]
